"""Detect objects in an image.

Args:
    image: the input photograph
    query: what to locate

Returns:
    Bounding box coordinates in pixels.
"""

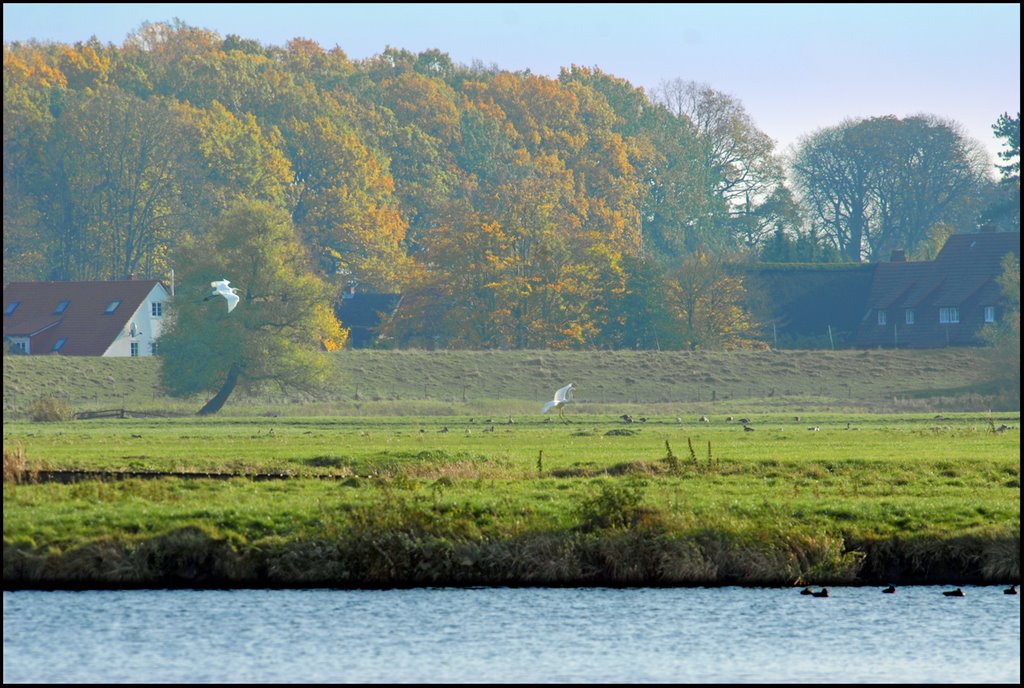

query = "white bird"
[542,383,575,421]
[206,279,240,313]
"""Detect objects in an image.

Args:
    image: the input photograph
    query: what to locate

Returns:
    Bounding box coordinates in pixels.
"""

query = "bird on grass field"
[542,383,575,422]
[205,279,241,313]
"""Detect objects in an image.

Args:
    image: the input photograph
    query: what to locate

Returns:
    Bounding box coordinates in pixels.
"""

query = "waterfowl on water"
[882,585,896,593]
[942,588,965,597]
[1005,585,1017,595]
[799,587,815,595]
[811,588,830,598]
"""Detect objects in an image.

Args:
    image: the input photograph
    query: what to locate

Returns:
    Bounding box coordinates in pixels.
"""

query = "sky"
[3,3,1020,169]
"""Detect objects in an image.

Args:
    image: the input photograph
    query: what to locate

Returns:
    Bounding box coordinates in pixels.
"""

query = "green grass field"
[4,411,1019,588]
[2,350,1019,588]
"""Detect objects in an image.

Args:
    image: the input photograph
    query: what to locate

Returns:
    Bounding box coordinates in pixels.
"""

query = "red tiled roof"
[3,280,165,355]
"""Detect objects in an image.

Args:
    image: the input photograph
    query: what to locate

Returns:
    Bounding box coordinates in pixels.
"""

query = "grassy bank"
[2,347,1014,419]
[4,411,1019,588]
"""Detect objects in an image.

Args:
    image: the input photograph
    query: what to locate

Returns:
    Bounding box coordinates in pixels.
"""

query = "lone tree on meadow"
[158,199,346,415]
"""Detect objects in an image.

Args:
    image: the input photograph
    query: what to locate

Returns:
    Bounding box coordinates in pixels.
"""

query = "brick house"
[855,231,1020,348]
[3,279,169,356]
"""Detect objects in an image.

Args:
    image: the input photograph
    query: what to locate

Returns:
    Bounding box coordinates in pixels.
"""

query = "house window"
[54,300,70,314]
[984,306,996,323]
[4,301,19,316]
[105,300,122,314]
[52,338,67,352]
[905,309,915,325]
[130,342,139,357]
[152,302,163,317]
[877,310,887,326]
[9,340,27,354]
[939,307,959,324]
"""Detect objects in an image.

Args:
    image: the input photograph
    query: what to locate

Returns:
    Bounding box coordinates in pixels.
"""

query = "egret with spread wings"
[205,279,241,313]
[542,383,575,422]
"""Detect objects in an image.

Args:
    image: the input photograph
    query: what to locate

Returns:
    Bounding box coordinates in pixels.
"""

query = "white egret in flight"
[542,383,575,421]
[206,279,240,313]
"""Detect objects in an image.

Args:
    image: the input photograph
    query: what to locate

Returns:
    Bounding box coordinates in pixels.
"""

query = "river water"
[3,586,1019,683]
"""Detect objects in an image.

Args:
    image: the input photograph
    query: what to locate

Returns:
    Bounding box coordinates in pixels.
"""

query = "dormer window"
[4,301,19,316]
[52,337,67,352]
[105,300,122,314]
[54,300,70,314]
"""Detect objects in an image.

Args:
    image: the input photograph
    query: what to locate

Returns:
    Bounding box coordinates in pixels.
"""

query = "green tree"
[3,50,57,281]
[653,79,784,251]
[158,199,345,415]
[792,116,988,262]
[980,253,1020,407]
[662,251,765,350]
[44,86,199,280]
[982,112,1020,231]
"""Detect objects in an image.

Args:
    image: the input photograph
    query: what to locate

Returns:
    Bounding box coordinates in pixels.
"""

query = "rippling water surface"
[3,586,1019,683]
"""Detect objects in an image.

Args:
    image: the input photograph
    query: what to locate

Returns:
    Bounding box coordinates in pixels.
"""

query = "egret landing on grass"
[206,279,240,313]
[542,383,575,422]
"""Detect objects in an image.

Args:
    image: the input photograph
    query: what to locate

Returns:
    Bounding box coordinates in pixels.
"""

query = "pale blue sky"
[4,3,1020,167]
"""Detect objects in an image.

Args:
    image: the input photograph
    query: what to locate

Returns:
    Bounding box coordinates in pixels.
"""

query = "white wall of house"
[102,283,169,357]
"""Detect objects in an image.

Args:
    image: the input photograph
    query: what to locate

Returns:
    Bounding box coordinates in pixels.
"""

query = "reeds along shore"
[3,515,1019,589]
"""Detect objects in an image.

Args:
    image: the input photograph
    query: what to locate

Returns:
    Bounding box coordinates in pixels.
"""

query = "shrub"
[3,443,31,483]
[575,481,648,531]
[29,395,75,422]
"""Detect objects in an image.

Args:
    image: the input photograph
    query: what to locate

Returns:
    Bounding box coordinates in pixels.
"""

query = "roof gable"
[3,280,166,355]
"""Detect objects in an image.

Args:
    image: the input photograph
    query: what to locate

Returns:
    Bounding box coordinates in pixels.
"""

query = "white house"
[3,279,168,356]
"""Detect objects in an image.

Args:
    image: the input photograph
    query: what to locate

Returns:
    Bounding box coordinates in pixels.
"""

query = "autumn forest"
[4,21,1020,350]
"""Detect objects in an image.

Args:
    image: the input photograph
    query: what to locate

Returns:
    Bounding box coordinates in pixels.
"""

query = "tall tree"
[662,251,765,350]
[158,200,345,415]
[790,121,874,261]
[854,115,988,259]
[3,48,57,281]
[980,253,1020,406]
[791,116,988,261]
[982,112,1020,231]
[44,86,200,280]
[653,79,784,250]
[285,112,412,290]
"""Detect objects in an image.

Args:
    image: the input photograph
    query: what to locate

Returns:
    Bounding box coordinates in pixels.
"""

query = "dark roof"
[745,263,875,341]
[855,231,1020,348]
[869,232,1019,309]
[3,280,165,355]
[335,292,402,348]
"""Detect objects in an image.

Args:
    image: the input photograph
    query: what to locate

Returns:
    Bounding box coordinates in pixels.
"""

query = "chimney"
[128,273,135,280]
[889,249,906,262]
[980,222,998,233]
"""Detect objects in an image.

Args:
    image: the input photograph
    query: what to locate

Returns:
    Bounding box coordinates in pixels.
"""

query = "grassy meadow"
[3,349,1020,588]
[2,347,1013,418]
